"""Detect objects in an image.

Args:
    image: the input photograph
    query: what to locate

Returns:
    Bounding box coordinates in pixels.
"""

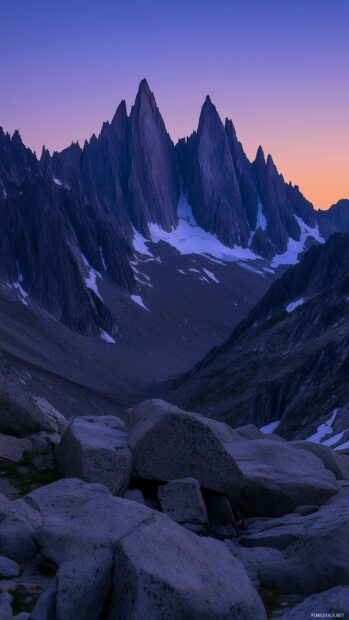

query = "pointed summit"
[111,99,128,126]
[137,78,152,98]
[201,94,217,114]
[128,78,179,233]
[266,153,278,175]
[198,95,222,134]
[225,118,237,139]
[255,145,266,166]
[11,129,23,146]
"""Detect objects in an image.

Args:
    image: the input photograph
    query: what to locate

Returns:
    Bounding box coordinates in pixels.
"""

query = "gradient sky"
[1,0,348,210]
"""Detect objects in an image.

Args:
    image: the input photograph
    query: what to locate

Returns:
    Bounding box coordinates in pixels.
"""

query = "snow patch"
[286,298,304,313]
[131,262,152,288]
[260,420,280,433]
[100,330,115,344]
[81,254,103,300]
[255,200,267,231]
[149,193,259,265]
[335,439,349,452]
[202,268,219,283]
[133,229,153,257]
[262,266,275,274]
[9,269,28,306]
[272,216,324,267]
[99,247,107,271]
[131,295,150,311]
[13,281,28,305]
[307,409,338,443]
[323,430,346,447]
[238,261,265,275]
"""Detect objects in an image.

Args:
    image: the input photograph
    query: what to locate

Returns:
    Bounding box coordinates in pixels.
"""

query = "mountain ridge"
[166,232,349,442]
[1,79,349,340]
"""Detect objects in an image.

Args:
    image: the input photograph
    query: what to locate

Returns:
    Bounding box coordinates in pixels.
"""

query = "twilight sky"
[1,0,348,210]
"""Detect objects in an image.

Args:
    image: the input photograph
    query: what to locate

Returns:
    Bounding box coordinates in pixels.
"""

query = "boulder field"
[0,398,347,619]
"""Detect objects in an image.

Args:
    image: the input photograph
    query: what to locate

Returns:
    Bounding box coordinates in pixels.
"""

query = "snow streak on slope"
[133,229,153,257]
[255,200,267,231]
[307,409,338,443]
[131,294,150,311]
[260,420,280,433]
[286,298,304,313]
[272,217,324,267]
[100,330,116,344]
[81,254,103,300]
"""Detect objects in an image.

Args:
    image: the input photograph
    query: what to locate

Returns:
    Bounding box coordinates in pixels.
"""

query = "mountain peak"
[225,117,236,133]
[111,99,127,126]
[11,129,23,146]
[255,145,266,166]
[202,94,216,112]
[198,95,221,131]
[138,78,152,98]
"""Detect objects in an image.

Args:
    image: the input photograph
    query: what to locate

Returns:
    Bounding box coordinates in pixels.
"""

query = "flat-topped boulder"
[56,416,132,495]
[239,483,349,594]
[128,399,244,499]
[280,587,349,619]
[0,434,32,462]
[27,479,266,620]
[226,439,338,516]
[291,440,349,480]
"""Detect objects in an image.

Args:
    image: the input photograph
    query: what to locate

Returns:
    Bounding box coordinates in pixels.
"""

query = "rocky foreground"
[0,399,348,619]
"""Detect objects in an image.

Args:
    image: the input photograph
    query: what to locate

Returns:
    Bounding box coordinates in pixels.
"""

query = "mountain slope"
[166,233,349,440]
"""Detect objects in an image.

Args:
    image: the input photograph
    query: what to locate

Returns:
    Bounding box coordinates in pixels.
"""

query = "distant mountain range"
[1,79,349,340]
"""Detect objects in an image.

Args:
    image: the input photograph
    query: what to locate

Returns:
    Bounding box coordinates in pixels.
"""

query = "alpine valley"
[1,81,349,619]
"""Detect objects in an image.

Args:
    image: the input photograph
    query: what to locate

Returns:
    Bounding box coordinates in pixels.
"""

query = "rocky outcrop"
[56,416,132,495]
[0,358,67,437]
[177,97,249,247]
[2,79,349,343]
[169,233,349,439]
[176,100,321,259]
[127,79,179,234]
[318,198,349,238]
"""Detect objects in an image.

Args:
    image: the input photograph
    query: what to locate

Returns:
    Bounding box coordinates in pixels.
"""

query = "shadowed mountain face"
[167,234,349,440]
[0,79,348,344]
[0,80,349,392]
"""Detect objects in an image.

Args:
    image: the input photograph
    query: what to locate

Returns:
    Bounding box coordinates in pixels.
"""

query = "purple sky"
[1,0,348,209]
